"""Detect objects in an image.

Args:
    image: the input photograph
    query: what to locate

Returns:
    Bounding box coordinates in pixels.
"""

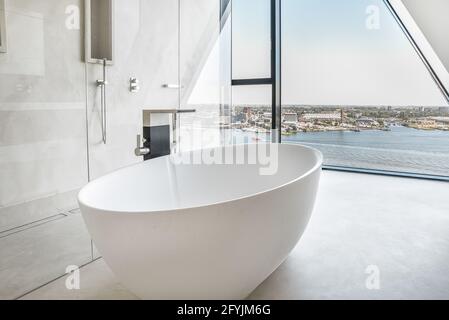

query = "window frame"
[229,0,281,141]
[227,0,448,181]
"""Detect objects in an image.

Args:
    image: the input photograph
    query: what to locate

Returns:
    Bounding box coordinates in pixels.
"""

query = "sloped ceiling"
[400,0,449,73]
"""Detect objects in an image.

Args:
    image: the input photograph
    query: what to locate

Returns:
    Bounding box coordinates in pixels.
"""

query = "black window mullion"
[230,0,280,138]
[231,78,273,86]
[270,0,278,135]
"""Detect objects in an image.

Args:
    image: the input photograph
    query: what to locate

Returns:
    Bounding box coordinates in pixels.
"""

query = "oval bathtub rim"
[78,143,323,215]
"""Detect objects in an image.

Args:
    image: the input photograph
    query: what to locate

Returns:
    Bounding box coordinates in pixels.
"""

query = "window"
[230,0,278,143]
[232,0,272,80]
[187,0,449,179]
[280,0,449,178]
[231,85,273,143]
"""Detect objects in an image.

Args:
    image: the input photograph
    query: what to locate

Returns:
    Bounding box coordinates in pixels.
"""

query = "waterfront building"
[431,117,449,124]
[283,113,298,124]
[356,117,378,127]
[301,113,342,122]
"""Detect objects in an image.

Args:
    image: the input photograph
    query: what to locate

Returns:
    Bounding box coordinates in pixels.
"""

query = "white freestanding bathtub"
[78,143,322,299]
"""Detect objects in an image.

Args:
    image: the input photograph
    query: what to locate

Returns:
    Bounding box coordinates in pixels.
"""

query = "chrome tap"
[135,134,150,157]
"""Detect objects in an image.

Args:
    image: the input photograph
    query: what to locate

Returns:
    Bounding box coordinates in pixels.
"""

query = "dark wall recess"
[143,125,171,161]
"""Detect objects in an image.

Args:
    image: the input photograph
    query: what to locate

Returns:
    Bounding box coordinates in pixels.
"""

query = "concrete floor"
[19,171,449,300]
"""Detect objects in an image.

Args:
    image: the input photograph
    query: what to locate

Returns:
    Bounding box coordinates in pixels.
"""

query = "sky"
[188,0,448,107]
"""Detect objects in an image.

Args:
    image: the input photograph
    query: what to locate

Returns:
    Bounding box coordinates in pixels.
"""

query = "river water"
[234,126,449,176]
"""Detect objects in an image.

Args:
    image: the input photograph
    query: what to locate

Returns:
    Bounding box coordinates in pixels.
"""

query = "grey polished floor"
[20,171,449,300]
[0,210,93,300]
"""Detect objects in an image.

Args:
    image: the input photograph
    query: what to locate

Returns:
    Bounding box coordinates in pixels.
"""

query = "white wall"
[86,0,180,180]
[0,0,88,231]
[0,0,219,298]
[0,0,197,227]
[0,0,91,300]
[86,0,224,177]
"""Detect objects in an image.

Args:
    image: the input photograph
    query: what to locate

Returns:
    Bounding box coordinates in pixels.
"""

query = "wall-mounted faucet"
[134,134,150,157]
[96,59,108,144]
[136,109,196,160]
